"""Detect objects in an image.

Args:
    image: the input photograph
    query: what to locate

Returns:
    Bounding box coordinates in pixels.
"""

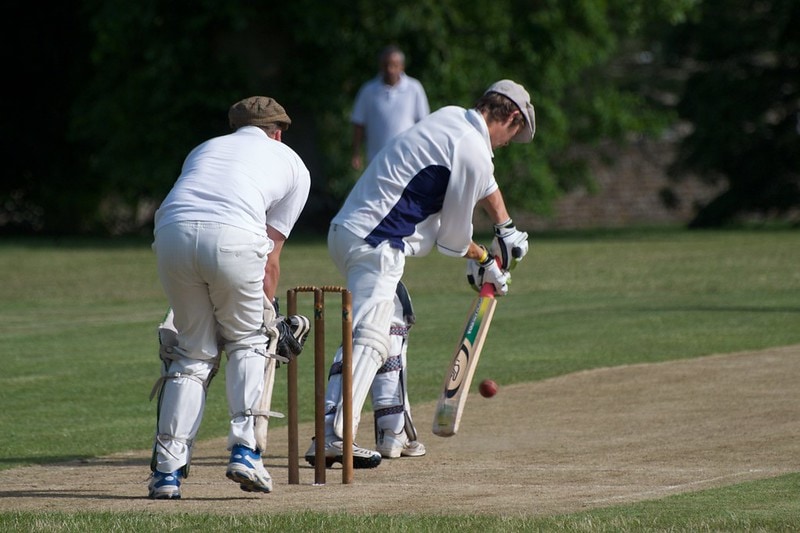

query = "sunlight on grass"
[1,229,799,529]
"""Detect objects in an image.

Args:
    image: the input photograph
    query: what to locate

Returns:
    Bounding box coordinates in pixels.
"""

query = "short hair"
[259,123,283,136]
[475,92,527,129]
[379,45,405,65]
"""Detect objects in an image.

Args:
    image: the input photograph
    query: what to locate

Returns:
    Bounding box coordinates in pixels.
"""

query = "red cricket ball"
[479,379,498,398]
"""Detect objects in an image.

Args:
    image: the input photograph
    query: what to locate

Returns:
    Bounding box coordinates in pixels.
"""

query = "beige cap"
[228,96,292,130]
[484,80,536,143]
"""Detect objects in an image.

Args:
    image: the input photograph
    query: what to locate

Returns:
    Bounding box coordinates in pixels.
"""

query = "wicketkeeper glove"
[274,315,311,363]
[466,245,510,296]
[490,219,529,271]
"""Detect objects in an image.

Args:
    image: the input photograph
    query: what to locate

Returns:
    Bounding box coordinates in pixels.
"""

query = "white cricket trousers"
[327,223,405,324]
[152,221,272,472]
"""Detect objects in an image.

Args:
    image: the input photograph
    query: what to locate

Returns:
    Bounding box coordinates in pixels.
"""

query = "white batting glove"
[466,246,510,296]
[490,219,529,271]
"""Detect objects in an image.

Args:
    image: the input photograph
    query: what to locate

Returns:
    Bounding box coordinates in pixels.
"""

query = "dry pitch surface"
[1,345,798,516]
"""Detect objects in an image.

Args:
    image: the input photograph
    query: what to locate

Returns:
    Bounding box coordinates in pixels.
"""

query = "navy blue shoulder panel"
[365,165,451,249]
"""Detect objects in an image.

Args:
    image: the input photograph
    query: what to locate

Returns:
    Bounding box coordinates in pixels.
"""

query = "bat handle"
[478,256,502,297]
[479,283,496,297]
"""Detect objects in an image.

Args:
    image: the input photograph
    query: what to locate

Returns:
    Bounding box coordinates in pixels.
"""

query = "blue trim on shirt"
[365,165,450,249]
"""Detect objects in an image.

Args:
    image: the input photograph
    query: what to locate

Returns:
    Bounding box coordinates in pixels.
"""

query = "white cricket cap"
[484,79,536,143]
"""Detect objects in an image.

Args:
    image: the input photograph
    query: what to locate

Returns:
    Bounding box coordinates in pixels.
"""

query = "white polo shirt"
[333,106,498,258]
[351,73,430,162]
[154,126,310,238]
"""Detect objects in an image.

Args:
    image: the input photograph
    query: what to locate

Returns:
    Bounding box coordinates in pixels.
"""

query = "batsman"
[307,80,536,469]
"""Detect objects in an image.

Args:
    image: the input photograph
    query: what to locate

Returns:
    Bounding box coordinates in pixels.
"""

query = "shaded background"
[3,0,798,236]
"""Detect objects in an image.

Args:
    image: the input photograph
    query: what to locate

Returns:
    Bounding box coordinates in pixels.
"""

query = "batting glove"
[490,219,529,271]
[466,245,510,296]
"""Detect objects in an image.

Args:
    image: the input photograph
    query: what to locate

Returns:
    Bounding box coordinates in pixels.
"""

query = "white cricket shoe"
[226,444,273,493]
[148,469,181,499]
[376,429,427,458]
[304,437,382,469]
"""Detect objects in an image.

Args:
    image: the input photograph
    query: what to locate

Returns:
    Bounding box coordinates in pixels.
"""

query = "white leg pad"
[226,345,268,452]
[328,300,394,439]
[153,357,215,474]
[372,336,407,435]
[372,319,419,446]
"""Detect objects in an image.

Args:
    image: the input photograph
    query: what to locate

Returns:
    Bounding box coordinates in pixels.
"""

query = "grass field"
[1,227,799,531]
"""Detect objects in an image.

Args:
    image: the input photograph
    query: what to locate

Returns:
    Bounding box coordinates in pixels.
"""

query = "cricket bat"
[432,282,498,437]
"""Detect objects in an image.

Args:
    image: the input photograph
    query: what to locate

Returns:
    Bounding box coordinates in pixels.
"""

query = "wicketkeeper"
[148,96,311,499]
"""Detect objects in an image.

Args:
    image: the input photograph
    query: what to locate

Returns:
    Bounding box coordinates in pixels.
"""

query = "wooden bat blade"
[432,283,498,437]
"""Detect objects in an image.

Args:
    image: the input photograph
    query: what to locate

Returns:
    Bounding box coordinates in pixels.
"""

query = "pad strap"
[149,371,207,401]
[232,407,285,419]
[152,433,193,478]
[332,299,394,438]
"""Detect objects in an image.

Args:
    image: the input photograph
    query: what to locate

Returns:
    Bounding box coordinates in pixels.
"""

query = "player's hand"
[466,246,510,296]
[490,219,529,271]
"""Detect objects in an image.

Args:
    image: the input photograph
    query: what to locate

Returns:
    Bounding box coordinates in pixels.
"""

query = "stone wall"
[486,138,723,232]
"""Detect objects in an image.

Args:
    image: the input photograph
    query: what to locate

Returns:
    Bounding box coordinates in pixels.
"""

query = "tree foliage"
[7,0,752,236]
[659,0,799,226]
[3,2,95,234]
[278,0,690,221]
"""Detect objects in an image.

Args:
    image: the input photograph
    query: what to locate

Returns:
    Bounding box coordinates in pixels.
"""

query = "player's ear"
[507,110,521,127]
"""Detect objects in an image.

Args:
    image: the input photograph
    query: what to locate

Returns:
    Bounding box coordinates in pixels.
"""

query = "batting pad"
[330,300,393,439]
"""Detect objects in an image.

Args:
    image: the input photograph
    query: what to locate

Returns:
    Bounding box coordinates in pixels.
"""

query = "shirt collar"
[466,108,494,157]
[377,72,410,91]
[236,125,269,137]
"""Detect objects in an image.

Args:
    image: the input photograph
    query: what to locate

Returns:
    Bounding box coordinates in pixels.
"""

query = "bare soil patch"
[1,345,798,516]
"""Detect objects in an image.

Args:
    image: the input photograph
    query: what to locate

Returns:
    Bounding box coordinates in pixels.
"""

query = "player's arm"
[478,189,530,271]
[263,158,311,302]
[477,189,510,226]
[464,241,489,261]
[263,225,286,302]
[351,123,365,170]
[263,224,309,362]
